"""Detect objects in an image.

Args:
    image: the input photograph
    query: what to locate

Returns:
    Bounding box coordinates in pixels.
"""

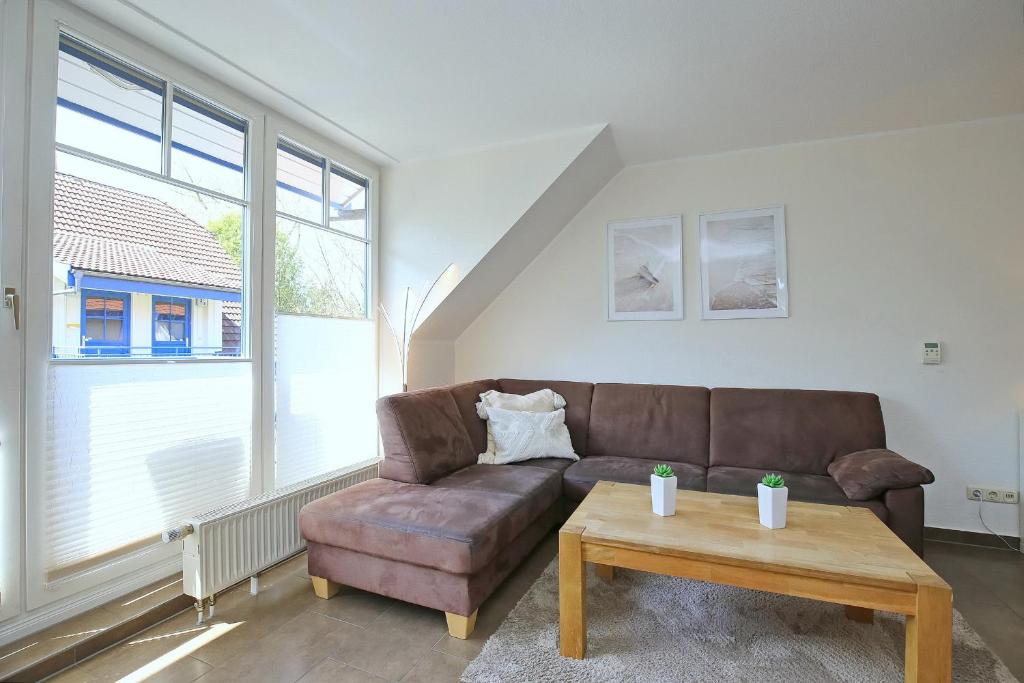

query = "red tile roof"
[53,173,241,291]
[221,301,242,352]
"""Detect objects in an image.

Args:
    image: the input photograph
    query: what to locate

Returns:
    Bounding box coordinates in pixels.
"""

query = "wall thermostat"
[922,341,941,364]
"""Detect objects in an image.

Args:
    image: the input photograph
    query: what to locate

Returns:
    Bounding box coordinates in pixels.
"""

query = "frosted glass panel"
[44,362,252,576]
[275,316,376,488]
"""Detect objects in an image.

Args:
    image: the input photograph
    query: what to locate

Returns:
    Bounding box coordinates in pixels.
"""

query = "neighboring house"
[52,172,242,358]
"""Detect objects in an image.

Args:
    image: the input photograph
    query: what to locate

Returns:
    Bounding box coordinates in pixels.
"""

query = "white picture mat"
[698,206,788,319]
[606,215,683,321]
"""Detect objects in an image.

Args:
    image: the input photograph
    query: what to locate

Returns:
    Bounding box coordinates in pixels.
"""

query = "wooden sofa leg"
[445,610,478,639]
[311,576,340,599]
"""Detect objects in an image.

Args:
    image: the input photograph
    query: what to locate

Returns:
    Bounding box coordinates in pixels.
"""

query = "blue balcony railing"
[52,345,242,359]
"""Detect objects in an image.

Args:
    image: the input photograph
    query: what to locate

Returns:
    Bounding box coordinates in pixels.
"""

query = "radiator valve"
[162,523,194,543]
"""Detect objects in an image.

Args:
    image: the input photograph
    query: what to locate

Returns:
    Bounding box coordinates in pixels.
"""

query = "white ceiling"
[78,0,1024,166]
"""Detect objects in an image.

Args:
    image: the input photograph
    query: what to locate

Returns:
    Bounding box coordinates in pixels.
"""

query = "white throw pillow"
[479,407,578,465]
[475,388,566,418]
[476,388,567,460]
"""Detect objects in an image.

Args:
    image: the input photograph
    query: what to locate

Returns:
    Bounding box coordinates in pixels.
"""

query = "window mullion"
[321,157,330,228]
[160,83,173,177]
[55,144,248,208]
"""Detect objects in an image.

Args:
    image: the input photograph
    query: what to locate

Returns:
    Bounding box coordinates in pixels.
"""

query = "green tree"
[273,232,307,314]
[206,212,309,314]
[206,213,243,263]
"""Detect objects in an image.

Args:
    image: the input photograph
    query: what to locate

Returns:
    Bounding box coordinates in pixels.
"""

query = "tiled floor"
[0,577,187,681]
[43,538,1023,683]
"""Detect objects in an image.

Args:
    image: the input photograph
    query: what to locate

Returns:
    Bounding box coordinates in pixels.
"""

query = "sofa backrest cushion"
[376,386,477,484]
[588,383,711,466]
[448,379,500,456]
[497,379,594,455]
[709,388,886,474]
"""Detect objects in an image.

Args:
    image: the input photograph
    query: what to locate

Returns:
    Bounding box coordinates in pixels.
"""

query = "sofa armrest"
[884,486,925,557]
[827,448,934,501]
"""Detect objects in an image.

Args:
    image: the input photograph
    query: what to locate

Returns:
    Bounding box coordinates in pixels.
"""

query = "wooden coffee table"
[559,481,952,682]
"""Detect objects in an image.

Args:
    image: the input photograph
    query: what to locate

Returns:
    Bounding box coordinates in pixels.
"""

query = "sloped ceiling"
[412,126,622,342]
[74,0,1024,166]
[379,127,611,319]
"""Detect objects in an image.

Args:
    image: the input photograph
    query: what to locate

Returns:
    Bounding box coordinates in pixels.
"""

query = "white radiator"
[165,462,378,617]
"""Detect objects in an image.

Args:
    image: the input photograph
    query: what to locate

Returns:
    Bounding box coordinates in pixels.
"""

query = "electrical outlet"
[967,486,1020,504]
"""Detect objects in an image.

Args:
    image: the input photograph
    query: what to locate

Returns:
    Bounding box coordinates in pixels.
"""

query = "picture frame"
[606,215,683,321]
[698,206,788,319]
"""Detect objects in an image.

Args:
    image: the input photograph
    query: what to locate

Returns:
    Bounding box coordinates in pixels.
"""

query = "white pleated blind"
[274,315,377,488]
[44,362,252,579]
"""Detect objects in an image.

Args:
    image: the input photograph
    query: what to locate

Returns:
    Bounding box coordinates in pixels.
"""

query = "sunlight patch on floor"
[120,580,182,608]
[127,625,207,646]
[115,622,241,683]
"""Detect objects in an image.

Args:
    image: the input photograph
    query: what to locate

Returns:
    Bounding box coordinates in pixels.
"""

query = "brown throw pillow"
[828,449,935,501]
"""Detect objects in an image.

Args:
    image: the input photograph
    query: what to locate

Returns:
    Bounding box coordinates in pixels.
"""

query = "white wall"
[378,127,605,391]
[456,116,1024,536]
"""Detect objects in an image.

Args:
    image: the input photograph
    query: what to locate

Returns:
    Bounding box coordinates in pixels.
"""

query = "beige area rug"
[461,560,1016,682]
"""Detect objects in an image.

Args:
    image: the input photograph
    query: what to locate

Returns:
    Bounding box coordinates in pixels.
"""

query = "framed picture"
[607,215,683,321]
[699,206,788,319]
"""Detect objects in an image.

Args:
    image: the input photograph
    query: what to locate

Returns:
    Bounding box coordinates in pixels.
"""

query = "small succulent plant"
[761,473,786,488]
[652,464,675,478]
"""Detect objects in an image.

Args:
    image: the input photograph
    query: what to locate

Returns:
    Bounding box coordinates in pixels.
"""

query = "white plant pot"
[757,484,788,529]
[651,475,677,516]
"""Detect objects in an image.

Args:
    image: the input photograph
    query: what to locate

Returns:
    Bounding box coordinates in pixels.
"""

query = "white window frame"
[259,122,379,491]
[275,135,374,319]
[17,0,378,622]
[0,0,31,627]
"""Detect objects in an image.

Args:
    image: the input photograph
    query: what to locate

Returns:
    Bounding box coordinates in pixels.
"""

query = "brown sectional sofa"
[299,379,933,639]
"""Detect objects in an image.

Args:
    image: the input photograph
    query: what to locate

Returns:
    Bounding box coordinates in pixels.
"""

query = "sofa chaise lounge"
[299,379,934,639]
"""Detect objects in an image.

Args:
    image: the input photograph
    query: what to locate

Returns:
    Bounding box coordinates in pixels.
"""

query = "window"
[276,140,369,319]
[80,290,130,356]
[273,139,376,488]
[56,34,163,172]
[53,33,248,360]
[171,90,245,199]
[152,297,191,356]
[24,20,376,611]
[41,33,254,586]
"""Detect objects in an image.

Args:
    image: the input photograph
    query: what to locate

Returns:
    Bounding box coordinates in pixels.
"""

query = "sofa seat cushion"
[509,457,575,473]
[563,456,707,501]
[706,466,888,522]
[299,468,561,575]
[431,463,562,499]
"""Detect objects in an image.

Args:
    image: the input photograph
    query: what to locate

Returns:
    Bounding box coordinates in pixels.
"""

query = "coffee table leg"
[904,581,952,682]
[595,563,614,581]
[559,526,586,659]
